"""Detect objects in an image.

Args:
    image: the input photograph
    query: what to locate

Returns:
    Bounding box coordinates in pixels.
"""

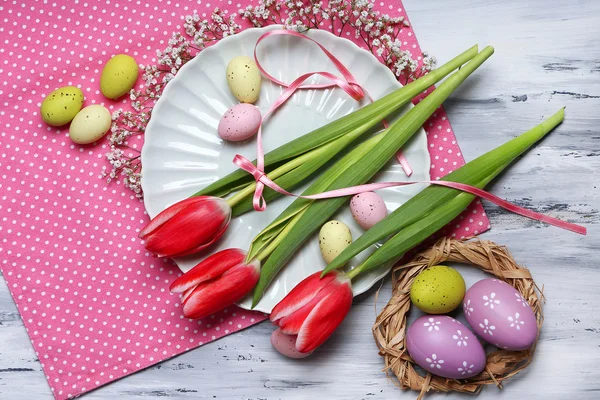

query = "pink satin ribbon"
[232,30,586,236]
[236,29,411,212]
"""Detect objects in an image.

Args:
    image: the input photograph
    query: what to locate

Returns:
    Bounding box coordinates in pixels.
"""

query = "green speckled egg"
[410,265,465,314]
[100,54,139,100]
[40,86,84,126]
[319,220,352,265]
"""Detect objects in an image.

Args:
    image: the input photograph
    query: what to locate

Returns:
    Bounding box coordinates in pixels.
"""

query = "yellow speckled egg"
[226,56,262,103]
[410,265,466,314]
[40,86,84,126]
[319,220,352,265]
[100,54,139,100]
[69,105,112,144]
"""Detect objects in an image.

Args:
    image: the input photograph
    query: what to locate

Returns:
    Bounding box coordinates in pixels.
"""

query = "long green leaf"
[193,45,479,199]
[324,107,565,274]
[251,47,495,307]
[353,169,505,275]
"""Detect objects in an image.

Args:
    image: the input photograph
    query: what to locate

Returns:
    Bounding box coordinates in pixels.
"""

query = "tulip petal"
[296,279,353,354]
[170,248,246,293]
[277,280,339,335]
[162,215,232,258]
[145,198,231,257]
[183,260,260,320]
[270,271,338,324]
[181,285,196,304]
[139,196,207,239]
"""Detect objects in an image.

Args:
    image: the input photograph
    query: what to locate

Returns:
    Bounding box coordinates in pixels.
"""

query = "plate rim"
[141,25,430,313]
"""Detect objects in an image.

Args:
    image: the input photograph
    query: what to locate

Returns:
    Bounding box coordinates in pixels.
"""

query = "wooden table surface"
[1,0,598,398]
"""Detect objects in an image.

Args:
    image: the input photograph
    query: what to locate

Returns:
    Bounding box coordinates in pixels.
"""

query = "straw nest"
[372,237,544,399]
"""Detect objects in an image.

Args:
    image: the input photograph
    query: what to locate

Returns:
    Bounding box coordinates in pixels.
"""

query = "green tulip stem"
[252,206,309,263]
[345,266,361,280]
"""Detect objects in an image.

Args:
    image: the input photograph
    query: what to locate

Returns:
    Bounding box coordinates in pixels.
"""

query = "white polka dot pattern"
[0,1,489,399]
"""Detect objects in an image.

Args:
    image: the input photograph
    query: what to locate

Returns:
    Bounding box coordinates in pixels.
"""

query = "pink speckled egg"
[463,279,538,351]
[270,329,312,359]
[349,191,388,230]
[406,315,486,379]
[217,103,261,142]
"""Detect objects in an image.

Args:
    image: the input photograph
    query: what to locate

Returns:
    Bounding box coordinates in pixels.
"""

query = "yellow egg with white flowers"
[100,54,139,100]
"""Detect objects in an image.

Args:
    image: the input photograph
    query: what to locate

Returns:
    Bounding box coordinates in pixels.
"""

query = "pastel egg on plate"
[349,191,388,230]
[463,278,538,351]
[319,220,352,264]
[40,86,84,126]
[270,329,312,359]
[226,56,262,103]
[217,103,262,142]
[410,265,466,314]
[69,105,112,144]
[406,315,486,379]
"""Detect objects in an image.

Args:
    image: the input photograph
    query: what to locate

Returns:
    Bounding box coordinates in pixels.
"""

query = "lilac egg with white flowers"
[406,315,486,379]
[463,279,537,351]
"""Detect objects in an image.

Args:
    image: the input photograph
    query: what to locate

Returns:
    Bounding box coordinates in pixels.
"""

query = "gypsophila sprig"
[104,8,242,196]
[241,0,435,83]
[104,1,435,197]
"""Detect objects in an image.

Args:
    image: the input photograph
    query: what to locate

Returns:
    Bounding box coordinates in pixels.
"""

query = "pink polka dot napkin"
[0,0,489,399]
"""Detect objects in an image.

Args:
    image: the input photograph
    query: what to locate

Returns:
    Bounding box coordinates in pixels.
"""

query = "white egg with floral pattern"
[406,315,486,379]
[463,278,538,351]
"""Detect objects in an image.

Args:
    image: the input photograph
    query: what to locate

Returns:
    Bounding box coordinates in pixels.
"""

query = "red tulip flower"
[139,196,231,258]
[270,270,353,354]
[170,248,260,319]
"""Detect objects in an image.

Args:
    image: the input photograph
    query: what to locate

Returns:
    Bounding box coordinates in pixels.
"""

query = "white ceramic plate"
[141,26,430,313]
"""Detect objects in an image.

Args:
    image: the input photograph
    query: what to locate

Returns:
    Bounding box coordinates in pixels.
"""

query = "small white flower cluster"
[241,0,435,83]
[104,8,242,197]
[103,1,435,198]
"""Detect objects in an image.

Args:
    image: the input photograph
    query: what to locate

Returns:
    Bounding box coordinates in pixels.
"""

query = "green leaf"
[231,122,381,217]
[352,168,505,276]
[324,107,565,274]
[251,47,494,307]
[192,45,479,199]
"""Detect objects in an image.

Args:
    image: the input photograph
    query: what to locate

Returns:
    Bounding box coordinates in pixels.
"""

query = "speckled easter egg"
[270,329,312,359]
[410,266,466,314]
[217,103,262,142]
[68,105,112,144]
[40,86,84,126]
[100,54,139,100]
[319,220,352,264]
[406,315,486,379]
[463,279,538,351]
[349,191,388,230]
[226,56,262,103]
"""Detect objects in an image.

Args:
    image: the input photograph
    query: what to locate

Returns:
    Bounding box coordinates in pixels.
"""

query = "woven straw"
[372,237,544,399]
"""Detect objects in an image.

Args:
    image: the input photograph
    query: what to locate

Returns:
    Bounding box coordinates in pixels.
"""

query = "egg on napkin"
[410,265,466,314]
[69,105,112,144]
[217,103,262,142]
[406,315,486,379]
[226,56,262,103]
[319,220,352,264]
[349,191,388,230]
[40,86,84,126]
[100,54,139,100]
[463,278,538,351]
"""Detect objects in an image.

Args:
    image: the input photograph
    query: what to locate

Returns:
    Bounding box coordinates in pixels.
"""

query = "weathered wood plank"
[1,0,599,398]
